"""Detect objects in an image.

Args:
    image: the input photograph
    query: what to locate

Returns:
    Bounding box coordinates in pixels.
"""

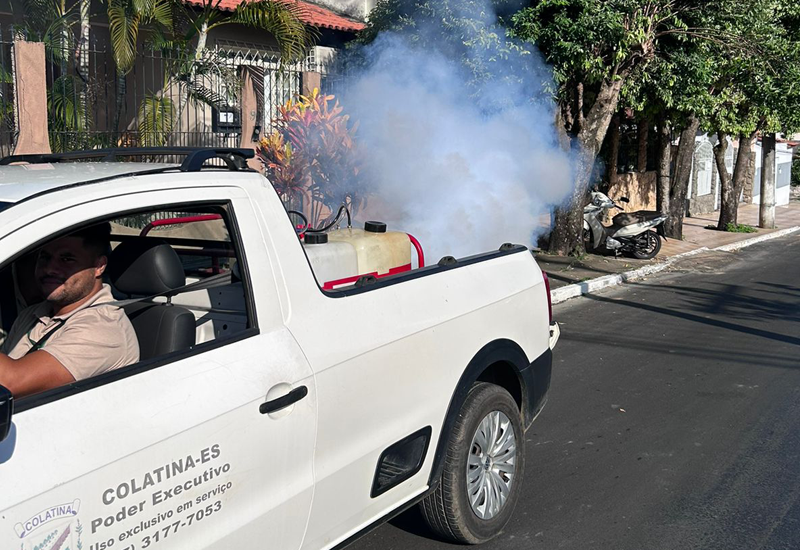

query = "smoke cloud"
[337,3,576,260]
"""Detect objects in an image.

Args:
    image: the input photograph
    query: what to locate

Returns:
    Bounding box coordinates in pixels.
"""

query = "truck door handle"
[260,386,308,415]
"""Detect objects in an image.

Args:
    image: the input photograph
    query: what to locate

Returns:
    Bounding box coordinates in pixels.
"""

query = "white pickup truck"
[0,148,559,550]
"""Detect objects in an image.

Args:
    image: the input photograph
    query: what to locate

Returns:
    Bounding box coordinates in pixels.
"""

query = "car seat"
[108,239,196,360]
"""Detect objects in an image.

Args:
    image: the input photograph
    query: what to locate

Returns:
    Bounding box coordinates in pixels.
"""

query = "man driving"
[0,223,139,397]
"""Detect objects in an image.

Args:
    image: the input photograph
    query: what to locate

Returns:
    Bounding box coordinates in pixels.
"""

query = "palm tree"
[186,0,314,63]
[107,0,316,140]
[107,0,174,134]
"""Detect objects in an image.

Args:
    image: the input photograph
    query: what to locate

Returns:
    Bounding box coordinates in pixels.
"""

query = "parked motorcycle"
[583,192,667,259]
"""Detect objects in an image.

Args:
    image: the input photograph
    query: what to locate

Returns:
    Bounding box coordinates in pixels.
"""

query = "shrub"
[725,223,758,233]
[257,89,365,227]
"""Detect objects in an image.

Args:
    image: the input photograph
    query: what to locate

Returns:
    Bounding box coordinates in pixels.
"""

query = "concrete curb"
[713,226,800,252]
[549,226,800,305]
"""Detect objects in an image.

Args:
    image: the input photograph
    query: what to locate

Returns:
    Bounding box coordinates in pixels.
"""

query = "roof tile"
[184,0,365,32]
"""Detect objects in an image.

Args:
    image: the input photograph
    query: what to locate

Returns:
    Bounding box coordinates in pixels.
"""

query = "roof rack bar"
[180,149,254,172]
[0,148,256,171]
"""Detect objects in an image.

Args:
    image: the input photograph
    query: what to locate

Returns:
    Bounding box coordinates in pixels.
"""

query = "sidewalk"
[535,200,800,301]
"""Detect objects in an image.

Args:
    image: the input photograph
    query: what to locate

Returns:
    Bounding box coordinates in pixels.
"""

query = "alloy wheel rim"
[466,410,517,520]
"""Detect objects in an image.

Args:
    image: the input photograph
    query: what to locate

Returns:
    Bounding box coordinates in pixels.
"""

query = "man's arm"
[0,352,75,397]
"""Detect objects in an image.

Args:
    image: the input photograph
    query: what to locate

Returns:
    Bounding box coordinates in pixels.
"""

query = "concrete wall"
[751,140,793,207]
[313,0,374,21]
[607,171,657,216]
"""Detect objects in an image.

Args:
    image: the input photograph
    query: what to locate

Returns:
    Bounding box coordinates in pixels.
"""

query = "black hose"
[306,205,351,233]
[286,210,308,234]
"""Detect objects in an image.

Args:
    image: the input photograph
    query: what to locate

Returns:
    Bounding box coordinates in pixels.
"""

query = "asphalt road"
[350,234,800,550]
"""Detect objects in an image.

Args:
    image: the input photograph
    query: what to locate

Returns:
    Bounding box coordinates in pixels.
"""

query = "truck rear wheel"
[421,382,525,544]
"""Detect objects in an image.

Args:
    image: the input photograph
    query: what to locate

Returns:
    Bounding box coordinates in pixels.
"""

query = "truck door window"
[0,202,255,404]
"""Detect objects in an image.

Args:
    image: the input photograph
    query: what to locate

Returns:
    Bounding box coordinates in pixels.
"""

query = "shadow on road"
[560,331,799,370]
[641,281,800,323]
[580,284,800,348]
[385,506,444,543]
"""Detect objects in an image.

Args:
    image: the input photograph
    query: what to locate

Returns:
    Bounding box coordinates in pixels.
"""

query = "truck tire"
[421,382,525,544]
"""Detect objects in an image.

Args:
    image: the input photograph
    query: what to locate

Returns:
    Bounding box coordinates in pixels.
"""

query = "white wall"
[750,140,793,207]
[314,0,374,20]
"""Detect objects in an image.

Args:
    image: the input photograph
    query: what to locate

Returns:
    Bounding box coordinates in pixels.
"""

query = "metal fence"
[0,28,338,157]
[0,30,15,158]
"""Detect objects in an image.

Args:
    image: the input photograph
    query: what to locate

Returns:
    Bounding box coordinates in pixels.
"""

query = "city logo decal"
[14,499,80,539]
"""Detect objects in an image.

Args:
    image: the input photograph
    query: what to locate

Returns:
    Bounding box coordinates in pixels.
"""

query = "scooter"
[583,191,667,259]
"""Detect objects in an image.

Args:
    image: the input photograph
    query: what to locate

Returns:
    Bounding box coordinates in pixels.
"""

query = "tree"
[106,0,174,133]
[352,0,540,100]
[510,1,732,254]
[624,40,716,238]
[707,1,800,230]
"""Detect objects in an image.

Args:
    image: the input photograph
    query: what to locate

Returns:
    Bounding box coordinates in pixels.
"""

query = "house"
[605,120,796,219]
[0,0,364,155]
[687,133,794,215]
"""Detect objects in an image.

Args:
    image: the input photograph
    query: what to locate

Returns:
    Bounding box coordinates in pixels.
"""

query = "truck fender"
[427,339,533,488]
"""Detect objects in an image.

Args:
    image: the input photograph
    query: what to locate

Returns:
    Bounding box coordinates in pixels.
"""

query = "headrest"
[108,239,186,296]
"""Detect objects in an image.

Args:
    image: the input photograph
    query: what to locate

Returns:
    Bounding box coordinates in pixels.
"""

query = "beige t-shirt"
[1,285,140,381]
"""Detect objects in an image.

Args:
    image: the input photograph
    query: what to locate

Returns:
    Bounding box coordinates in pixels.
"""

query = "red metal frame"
[406,233,425,268]
[320,233,426,290]
[139,214,223,236]
[322,263,413,291]
[140,214,225,273]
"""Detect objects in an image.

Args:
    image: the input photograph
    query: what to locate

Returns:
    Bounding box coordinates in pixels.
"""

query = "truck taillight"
[542,271,553,325]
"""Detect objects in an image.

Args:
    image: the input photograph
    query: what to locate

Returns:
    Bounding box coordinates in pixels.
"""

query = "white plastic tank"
[302,232,359,286]
[327,221,412,275]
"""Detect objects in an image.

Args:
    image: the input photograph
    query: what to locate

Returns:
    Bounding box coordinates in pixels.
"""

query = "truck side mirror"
[0,385,12,443]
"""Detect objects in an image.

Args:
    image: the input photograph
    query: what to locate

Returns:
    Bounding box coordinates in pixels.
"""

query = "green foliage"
[228,0,314,63]
[725,223,757,233]
[14,0,80,66]
[48,74,97,152]
[355,0,535,93]
[792,156,800,187]
[257,90,365,227]
[186,0,315,64]
[512,0,637,88]
[108,0,175,74]
[138,95,175,146]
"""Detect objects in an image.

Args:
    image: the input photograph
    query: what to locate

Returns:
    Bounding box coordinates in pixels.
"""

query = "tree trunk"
[718,131,758,228]
[715,131,734,230]
[664,115,699,239]
[549,148,596,256]
[607,113,620,185]
[656,115,671,214]
[759,133,776,228]
[553,105,573,153]
[77,0,90,139]
[741,152,756,202]
[637,116,649,172]
[548,76,626,255]
[737,132,758,206]
[78,0,90,80]
[113,72,126,136]
[196,22,209,60]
